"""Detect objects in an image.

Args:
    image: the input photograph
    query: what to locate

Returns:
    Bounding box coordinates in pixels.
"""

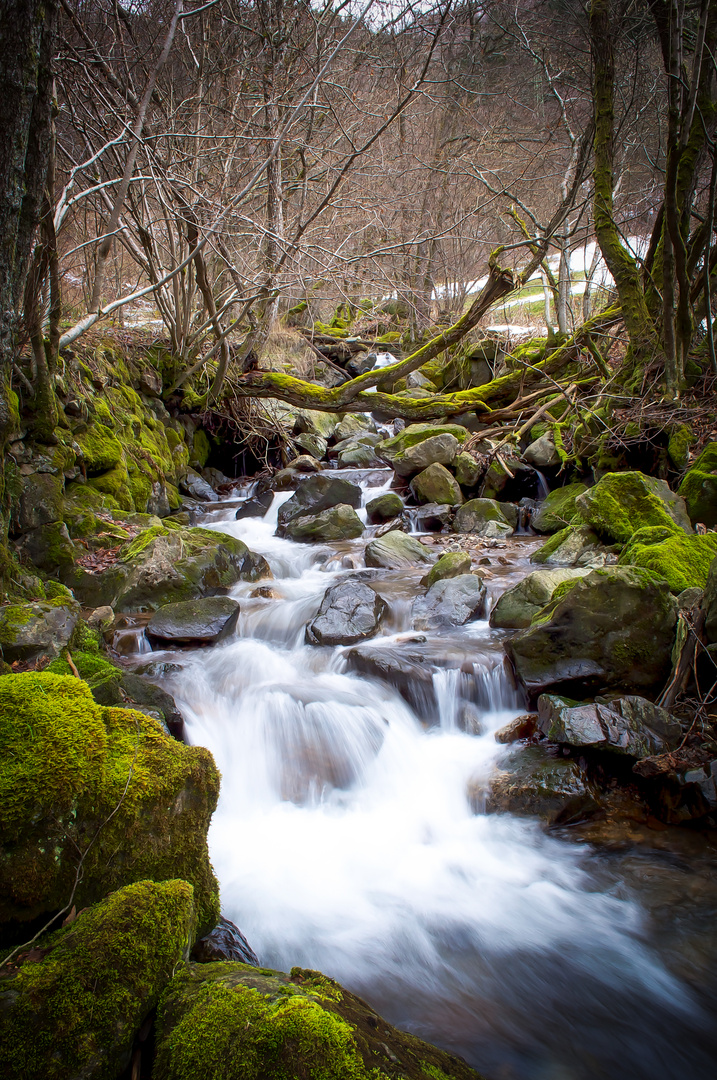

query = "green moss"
[122,524,167,561]
[0,879,196,1080]
[191,430,211,468]
[619,529,717,593]
[87,464,134,511]
[0,673,220,934]
[575,471,686,543]
[667,425,694,470]
[678,441,717,527]
[75,422,123,474]
[531,483,587,534]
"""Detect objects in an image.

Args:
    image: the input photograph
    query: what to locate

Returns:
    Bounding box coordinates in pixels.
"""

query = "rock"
[412,574,485,629]
[147,596,240,644]
[422,551,471,588]
[57,655,184,735]
[0,880,196,1080]
[364,531,433,569]
[476,746,600,824]
[454,451,482,488]
[290,454,323,472]
[192,917,259,965]
[277,473,362,534]
[531,524,612,567]
[0,598,80,662]
[15,521,76,573]
[294,409,339,440]
[74,422,124,473]
[306,579,386,646]
[203,467,233,488]
[270,467,301,490]
[15,472,64,533]
[679,442,717,527]
[283,504,364,542]
[453,498,514,538]
[575,471,692,543]
[489,568,591,629]
[377,422,467,477]
[335,413,376,441]
[678,586,704,610]
[87,605,115,633]
[294,432,327,459]
[365,491,404,523]
[619,527,717,593]
[702,555,717,643]
[154,964,486,1080]
[410,462,463,505]
[180,468,219,503]
[537,694,683,758]
[337,440,385,468]
[139,366,163,396]
[236,490,274,519]
[523,432,561,468]
[530,483,587,534]
[347,352,376,376]
[0,673,219,933]
[406,502,455,531]
[494,713,538,743]
[506,566,679,696]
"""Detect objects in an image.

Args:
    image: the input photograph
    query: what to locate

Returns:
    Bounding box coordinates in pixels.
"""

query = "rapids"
[122,472,717,1080]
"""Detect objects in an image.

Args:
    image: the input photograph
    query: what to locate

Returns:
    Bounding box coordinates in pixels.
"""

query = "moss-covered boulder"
[530,483,587,534]
[575,471,692,543]
[154,963,486,1080]
[334,413,375,441]
[422,551,471,588]
[63,524,270,611]
[0,597,80,662]
[489,568,590,629]
[678,442,717,527]
[294,409,339,440]
[365,492,404,523]
[531,524,611,567]
[505,566,678,696]
[75,422,124,474]
[283,505,364,543]
[618,527,717,592]
[15,521,76,575]
[0,673,219,933]
[454,451,482,489]
[453,498,513,538]
[377,423,467,477]
[0,879,196,1080]
[364,531,433,569]
[410,462,463,506]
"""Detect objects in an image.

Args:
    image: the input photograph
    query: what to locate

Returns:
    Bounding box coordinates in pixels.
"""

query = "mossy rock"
[422,551,471,589]
[365,492,404,524]
[86,463,134,512]
[0,673,220,933]
[154,962,486,1080]
[364,531,433,569]
[454,452,481,489]
[678,442,717,527]
[0,598,80,662]
[335,414,375,442]
[530,483,587,534]
[74,422,123,474]
[15,521,76,574]
[575,471,691,543]
[480,745,600,824]
[294,410,340,440]
[667,424,694,471]
[282,505,364,543]
[531,524,609,567]
[0,879,196,1080]
[619,528,717,593]
[377,424,467,478]
[410,463,463,506]
[15,472,65,533]
[489,568,590,629]
[453,499,513,539]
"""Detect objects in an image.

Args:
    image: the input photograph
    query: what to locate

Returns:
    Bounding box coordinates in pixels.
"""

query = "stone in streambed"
[192,917,259,965]
[537,694,682,758]
[422,551,471,588]
[365,491,404,523]
[489,568,591,629]
[531,524,612,567]
[377,423,467,477]
[181,467,219,503]
[147,596,240,644]
[364,531,433,569]
[236,490,274,519]
[530,483,587,534]
[453,498,513,538]
[410,462,463,506]
[474,745,600,824]
[306,579,386,646]
[294,433,327,459]
[454,451,482,488]
[283,504,364,542]
[494,714,538,744]
[523,432,561,468]
[277,473,362,533]
[412,574,485,629]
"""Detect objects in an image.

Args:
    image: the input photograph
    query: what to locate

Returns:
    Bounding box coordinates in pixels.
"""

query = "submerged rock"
[192,917,259,966]
[506,566,678,696]
[147,596,240,644]
[0,673,220,934]
[0,879,196,1080]
[154,963,486,1080]
[412,574,485,629]
[282,504,364,542]
[489,568,590,629]
[537,694,683,758]
[306,579,387,646]
[364,531,433,569]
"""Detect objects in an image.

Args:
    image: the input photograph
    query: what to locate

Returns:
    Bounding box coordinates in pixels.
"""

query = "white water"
[141,478,715,1079]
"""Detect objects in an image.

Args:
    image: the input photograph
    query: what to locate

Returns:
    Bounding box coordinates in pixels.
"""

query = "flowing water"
[122,472,717,1080]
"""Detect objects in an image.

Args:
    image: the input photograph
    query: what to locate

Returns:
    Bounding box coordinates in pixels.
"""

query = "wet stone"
[192,917,259,965]
[306,579,387,647]
[147,596,240,644]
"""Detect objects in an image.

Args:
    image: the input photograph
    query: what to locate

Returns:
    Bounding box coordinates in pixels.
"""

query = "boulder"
[454,451,482,488]
[294,409,339,440]
[290,454,323,473]
[277,474,362,534]
[522,432,561,468]
[364,531,433,569]
[476,746,600,824]
[702,555,717,643]
[0,880,196,1080]
[365,491,404,523]
[283,504,364,542]
[537,694,683,758]
[270,467,302,490]
[0,673,219,933]
[453,498,513,538]
[494,713,538,744]
[236,490,274,519]
[15,472,64,533]
[192,917,259,966]
[335,413,376,441]
[377,422,467,477]
[531,524,612,567]
[74,422,124,473]
[0,598,80,662]
[337,440,384,468]
[294,432,327,459]
[412,574,485,629]
[506,566,679,696]
[139,366,163,396]
[180,468,219,503]
[406,502,455,531]
[422,550,471,588]
[147,597,240,644]
[306,579,387,646]
[15,521,76,574]
[678,442,717,527]
[489,568,591,629]
[409,462,463,506]
[530,483,587,534]
[154,964,486,1080]
[575,471,692,543]
[619,527,717,592]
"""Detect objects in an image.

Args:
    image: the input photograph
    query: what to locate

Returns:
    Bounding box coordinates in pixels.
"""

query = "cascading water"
[129,472,717,1080]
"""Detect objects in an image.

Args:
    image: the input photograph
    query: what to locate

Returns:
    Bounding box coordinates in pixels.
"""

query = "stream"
[121,469,717,1080]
